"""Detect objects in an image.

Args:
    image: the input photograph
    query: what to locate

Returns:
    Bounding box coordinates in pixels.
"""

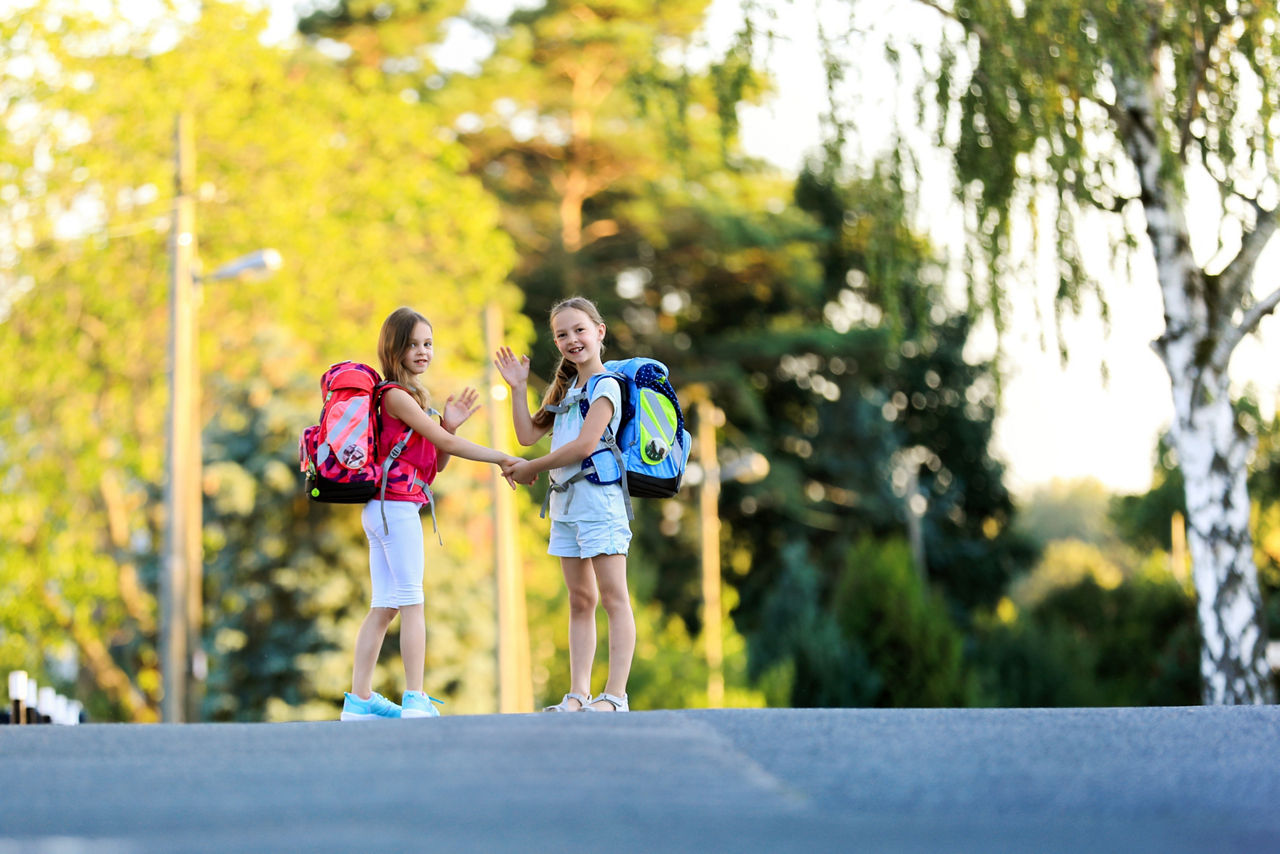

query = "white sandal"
[583,692,629,712]
[543,692,590,712]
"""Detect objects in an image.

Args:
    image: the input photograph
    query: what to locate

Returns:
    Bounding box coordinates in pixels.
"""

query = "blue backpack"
[542,357,691,520]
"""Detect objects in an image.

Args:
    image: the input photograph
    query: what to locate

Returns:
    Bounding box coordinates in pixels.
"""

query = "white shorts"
[548,518,631,558]
[362,500,425,608]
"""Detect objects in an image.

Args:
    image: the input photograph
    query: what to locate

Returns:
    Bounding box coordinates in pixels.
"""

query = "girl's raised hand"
[493,346,531,389]
[442,387,481,432]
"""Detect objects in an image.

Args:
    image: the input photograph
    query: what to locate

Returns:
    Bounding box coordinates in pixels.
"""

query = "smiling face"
[551,307,605,370]
[400,320,433,376]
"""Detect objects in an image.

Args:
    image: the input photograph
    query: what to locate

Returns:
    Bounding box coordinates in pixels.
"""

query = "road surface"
[1,706,1276,852]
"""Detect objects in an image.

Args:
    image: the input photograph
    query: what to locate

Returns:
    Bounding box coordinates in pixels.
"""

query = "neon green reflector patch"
[639,390,678,465]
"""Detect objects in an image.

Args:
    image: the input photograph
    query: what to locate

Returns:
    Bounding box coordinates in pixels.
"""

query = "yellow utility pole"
[697,396,725,708]
[485,304,532,713]
[1171,511,1188,581]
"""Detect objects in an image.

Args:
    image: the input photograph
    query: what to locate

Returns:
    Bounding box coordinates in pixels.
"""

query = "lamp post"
[162,112,282,723]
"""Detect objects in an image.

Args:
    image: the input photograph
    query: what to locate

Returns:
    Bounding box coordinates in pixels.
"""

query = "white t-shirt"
[548,375,627,522]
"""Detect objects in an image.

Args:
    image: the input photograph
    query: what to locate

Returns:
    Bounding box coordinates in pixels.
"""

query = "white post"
[24,678,38,724]
[37,687,55,724]
[8,670,26,725]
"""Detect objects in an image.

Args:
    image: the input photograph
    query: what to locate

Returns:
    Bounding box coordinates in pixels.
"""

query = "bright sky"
[257,0,1280,497]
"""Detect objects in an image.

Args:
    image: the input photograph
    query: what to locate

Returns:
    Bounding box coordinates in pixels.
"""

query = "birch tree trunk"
[1124,75,1276,705]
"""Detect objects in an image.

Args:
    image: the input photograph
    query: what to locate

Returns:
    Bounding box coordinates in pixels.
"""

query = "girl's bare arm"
[383,387,515,466]
[494,347,551,446]
[507,398,614,482]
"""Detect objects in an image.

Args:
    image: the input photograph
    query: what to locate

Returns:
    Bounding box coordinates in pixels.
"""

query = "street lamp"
[199,248,282,282]
[162,112,282,723]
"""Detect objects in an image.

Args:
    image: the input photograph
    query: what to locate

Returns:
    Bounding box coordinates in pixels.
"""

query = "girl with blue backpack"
[340,306,520,721]
[495,296,637,712]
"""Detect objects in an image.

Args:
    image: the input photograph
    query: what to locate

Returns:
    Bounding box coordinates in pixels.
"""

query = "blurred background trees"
[0,0,1274,719]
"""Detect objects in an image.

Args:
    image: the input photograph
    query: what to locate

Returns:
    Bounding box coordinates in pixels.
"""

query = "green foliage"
[0,1,520,720]
[1,0,1061,718]
[913,1,1280,332]
[198,336,368,721]
[1109,437,1185,552]
[1247,403,1280,643]
[972,563,1200,707]
[748,543,882,708]
[1010,539,1126,610]
[833,537,968,707]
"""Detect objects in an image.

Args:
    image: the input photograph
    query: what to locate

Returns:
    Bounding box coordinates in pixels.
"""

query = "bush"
[972,561,1200,706]
[832,537,969,707]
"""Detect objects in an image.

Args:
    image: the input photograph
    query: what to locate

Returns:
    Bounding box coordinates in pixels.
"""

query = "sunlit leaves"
[0,0,519,719]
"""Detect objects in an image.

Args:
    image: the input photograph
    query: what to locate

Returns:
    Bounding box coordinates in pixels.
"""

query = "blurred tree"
[1244,401,1280,654]
[973,560,1200,707]
[821,0,1280,702]
[721,162,1035,706]
[832,537,968,707]
[0,0,521,720]
[1110,436,1185,553]
[305,0,783,707]
[297,0,1035,709]
[1114,397,1278,692]
[1010,539,1125,611]
[199,334,366,721]
[299,0,470,76]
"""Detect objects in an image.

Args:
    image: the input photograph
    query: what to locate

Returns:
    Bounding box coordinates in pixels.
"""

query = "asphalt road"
[1,706,1277,853]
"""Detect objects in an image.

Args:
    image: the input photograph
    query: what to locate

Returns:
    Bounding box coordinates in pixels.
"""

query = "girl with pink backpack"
[338,306,519,720]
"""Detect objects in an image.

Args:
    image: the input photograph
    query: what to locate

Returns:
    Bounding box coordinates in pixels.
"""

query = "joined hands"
[501,457,539,486]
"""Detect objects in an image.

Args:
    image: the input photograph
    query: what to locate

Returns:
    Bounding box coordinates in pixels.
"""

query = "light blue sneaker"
[340,691,402,721]
[401,691,443,718]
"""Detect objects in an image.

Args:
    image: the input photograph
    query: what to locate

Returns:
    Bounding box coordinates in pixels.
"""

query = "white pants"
[362,500,425,608]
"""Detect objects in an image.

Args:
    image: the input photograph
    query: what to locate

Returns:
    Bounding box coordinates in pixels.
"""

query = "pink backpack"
[299,361,417,529]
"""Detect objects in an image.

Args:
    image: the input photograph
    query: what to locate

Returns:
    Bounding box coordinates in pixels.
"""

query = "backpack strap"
[373,385,444,545]
[539,456,635,521]
[378,429,413,534]
[539,375,634,521]
[540,469,585,519]
[585,373,633,520]
[539,383,587,518]
[595,428,633,521]
[580,372,625,417]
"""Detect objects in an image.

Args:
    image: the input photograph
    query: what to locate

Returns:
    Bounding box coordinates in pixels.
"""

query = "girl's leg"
[351,607,398,698]
[371,500,427,693]
[354,500,401,699]
[399,603,426,693]
[561,556,599,705]
[589,553,635,709]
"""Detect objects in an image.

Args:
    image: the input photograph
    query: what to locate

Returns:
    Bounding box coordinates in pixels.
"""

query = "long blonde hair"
[531,296,606,430]
[378,306,432,410]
